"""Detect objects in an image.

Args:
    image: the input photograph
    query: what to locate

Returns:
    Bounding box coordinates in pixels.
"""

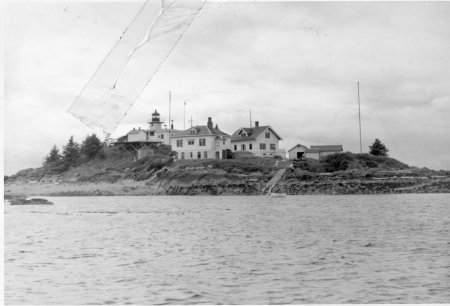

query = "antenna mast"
[358,82,362,154]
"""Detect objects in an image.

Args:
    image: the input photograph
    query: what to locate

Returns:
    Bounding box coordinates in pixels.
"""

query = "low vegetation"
[286,152,410,180]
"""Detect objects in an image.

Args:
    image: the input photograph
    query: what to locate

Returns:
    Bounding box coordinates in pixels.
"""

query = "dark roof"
[305,148,320,153]
[310,145,343,152]
[288,144,308,152]
[231,126,282,142]
[172,125,230,138]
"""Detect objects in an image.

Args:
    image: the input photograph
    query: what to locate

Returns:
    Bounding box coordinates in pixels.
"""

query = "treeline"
[43,134,105,172]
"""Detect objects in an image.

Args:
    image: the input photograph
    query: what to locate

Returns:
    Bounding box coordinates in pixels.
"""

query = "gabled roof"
[172,125,230,138]
[231,126,282,142]
[288,144,308,152]
[310,145,343,152]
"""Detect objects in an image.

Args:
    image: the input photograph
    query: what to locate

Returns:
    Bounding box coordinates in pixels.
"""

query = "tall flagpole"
[358,82,362,154]
[169,91,172,146]
[184,100,186,130]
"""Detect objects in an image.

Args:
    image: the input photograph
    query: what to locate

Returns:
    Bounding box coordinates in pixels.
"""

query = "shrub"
[296,158,325,173]
[322,152,355,172]
[355,153,408,169]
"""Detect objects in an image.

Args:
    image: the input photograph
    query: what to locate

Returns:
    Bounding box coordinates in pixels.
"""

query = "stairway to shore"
[262,163,292,195]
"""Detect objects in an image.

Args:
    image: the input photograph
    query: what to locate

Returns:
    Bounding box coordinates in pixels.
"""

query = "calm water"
[4,194,450,304]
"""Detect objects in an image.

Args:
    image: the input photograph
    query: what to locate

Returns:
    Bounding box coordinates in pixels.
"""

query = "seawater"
[4,194,450,304]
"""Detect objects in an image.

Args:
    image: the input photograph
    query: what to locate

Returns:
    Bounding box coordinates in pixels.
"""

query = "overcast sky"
[3,0,450,175]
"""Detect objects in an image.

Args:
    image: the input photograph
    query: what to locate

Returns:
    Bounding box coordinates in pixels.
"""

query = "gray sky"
[4,1,450,175]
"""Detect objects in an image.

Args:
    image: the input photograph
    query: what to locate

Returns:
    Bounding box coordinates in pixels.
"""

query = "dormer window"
[189,129,196,135]
[240,132,247,137]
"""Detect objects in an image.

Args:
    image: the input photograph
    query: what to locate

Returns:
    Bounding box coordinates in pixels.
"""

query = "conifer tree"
[81,134,103,159]
[44,145,61,165]
[62,135,80,164]
[369,138,389,156]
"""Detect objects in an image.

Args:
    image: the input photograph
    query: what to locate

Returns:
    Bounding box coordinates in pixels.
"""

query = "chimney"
[215,124,218,129]
[207,117,213,129]
[171,123,174,129]
[255,121,259,127]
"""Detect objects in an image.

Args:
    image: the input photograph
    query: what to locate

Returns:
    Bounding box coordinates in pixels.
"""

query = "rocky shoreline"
[5,169,450,197]
[5,150,450,197]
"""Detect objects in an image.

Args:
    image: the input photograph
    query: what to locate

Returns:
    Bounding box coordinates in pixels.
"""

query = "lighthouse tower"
[148,110,163,131]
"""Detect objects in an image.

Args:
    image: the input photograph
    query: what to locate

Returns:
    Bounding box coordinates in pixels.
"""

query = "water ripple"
[4,194,450,304]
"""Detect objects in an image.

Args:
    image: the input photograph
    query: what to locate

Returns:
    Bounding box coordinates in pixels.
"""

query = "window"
[199,138,206,146]
[197,152,201,159]
[249,144,253,150]
[234,145,237,151]
[204,151,208,159]
[189,129,196,134]
[181,152,185,160]
[265,132,270,139]
[223,140,226,145]
[240,133,247,137]
[190,152,193,159]
[176,140,183,147]
[149,131,155,136]
[241,144,246,151]
[260,143,266,150]
[270,144,276,150]
[188,139,195,145]
[159,134,164,139]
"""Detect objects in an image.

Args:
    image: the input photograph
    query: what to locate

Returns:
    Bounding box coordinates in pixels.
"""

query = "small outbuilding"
[288,144,308,159]
[310,145,343,159]
[288,144,344,160]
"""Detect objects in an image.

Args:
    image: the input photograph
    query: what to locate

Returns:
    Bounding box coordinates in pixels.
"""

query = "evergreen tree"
[62,135,80,164]
[369,138,389,156]
[81,134,103,159]
[44,145,61,165]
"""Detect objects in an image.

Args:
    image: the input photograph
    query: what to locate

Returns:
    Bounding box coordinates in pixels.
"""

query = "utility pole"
[183,100,186,130]
[169,91,172,146]
[358,82,362,154]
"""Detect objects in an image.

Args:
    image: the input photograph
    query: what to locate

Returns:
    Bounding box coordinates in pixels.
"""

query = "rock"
[9,197,53,205]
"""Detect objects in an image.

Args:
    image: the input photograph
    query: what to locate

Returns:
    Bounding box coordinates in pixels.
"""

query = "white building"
[288,144,343,160]
[125,110,177,145]
[310,145,343,159]
[288,144,308,159]
[230,121,284,158]
[170,117,231,160]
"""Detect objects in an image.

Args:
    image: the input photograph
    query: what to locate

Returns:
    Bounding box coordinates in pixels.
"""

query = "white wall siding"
[231,131,283,158]
[288,146,307,159]
[127,131,147,142]
[170,135,231,160]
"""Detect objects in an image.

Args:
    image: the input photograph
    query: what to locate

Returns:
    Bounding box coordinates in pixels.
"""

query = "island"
[4,145,450,197]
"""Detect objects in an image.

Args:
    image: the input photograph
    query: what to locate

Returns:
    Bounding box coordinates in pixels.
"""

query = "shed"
[288,144,308,159]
